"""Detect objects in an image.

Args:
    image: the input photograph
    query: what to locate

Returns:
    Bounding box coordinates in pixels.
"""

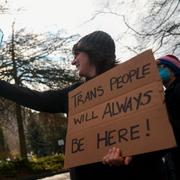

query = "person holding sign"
[157,54,180,180]
[0,31,135,179]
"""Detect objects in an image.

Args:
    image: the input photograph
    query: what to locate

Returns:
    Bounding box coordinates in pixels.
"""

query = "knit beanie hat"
[158,55,180,76]
[73,31,115,59]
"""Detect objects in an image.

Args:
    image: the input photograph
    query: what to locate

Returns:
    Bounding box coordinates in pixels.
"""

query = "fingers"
[124,156,132,165]
[109,147,120,162]
[102,147,122,166]
[102,148,112,165]
[102,147,132,166]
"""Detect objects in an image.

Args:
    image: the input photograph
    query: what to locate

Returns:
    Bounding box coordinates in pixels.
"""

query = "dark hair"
[73,31,118,75]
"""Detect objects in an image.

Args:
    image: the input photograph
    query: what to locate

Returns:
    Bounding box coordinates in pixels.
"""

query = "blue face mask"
[159,67,171,83]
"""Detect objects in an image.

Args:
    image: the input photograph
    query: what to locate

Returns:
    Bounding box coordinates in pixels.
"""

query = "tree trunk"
[16,104,27,159]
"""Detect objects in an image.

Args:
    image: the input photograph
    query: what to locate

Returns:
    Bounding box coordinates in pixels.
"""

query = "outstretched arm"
[0,80,72,113]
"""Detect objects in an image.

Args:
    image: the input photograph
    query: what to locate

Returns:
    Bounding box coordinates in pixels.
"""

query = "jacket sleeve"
[0,80,79,113]
[174,80,180,102]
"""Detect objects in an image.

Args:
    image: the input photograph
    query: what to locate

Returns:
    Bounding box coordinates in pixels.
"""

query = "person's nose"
[71,58,76,65]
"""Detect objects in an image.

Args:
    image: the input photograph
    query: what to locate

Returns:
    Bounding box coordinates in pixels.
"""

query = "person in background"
[0,30,134,180]
[157,55,180,180]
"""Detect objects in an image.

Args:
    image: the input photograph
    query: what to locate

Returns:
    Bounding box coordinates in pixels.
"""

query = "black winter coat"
[165,77,180,180]
[0,80,167,180]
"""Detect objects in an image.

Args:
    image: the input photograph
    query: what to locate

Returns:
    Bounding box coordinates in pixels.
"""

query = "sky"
[1,0,120,36]
[0,0,147,60]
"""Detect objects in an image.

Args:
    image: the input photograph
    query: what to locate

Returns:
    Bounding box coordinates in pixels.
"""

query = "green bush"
[30,154,64,173]
[0,160,17,176]
[0,154,64,177]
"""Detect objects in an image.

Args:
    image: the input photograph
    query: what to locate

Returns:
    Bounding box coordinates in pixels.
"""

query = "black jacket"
[0,80,166,180]
[165,77,180,144]
[165,77,180,180]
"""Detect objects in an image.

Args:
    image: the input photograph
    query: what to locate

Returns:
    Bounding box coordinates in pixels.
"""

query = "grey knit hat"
[73,31,115,59]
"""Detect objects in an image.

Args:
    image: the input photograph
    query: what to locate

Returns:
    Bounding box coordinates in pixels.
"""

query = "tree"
[0,0,8,14]
[0,0,7,44]
[26,112,67,156]
[127,0,180,57]
[39,113,67,154]
[0,29,3,45]
[89,0,180,58]
[0,22,79,158]
[0,126,9,159]
[0,23,80,89]
[26,111,46,156]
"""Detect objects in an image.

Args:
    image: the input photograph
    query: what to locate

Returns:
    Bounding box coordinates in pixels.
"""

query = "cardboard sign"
[64,50,176,168]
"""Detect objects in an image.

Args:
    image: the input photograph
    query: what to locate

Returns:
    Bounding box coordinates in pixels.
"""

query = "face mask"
[158,67,171,83]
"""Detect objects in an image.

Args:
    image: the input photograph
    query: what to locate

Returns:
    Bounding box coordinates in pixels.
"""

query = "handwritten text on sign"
[64,50,176,168]
[68,83,161,132]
